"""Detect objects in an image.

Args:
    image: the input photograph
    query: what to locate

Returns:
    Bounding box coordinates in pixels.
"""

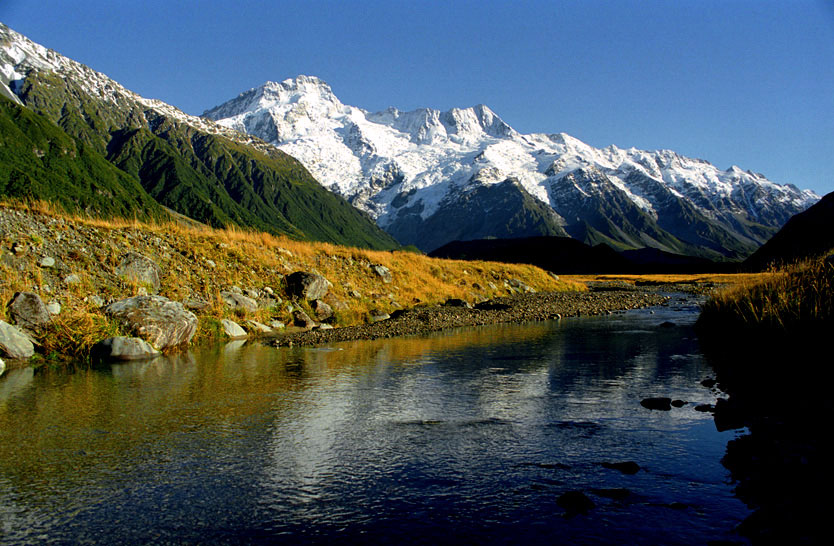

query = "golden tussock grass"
[699,253,834,331]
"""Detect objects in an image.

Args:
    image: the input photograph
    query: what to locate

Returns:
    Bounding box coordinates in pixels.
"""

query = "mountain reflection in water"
[0,303,750,544]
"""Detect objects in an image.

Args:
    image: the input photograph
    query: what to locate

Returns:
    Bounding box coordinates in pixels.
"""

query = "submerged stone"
[600,461,641,475]
[557,491,595,515]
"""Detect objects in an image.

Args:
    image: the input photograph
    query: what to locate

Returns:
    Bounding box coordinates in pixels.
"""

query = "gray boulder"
[38,256,55,268]
[8,292,51,331]
[292,309,316,329]
[244,320,273,334]
[507,278,533,293]
[104,295,197,350]
[372,264,393,284]
[220,291,259,313]
[0,321,35,359]
[115,252,161,293]
[220,319,248,340]
[285,271,330,300]
[93,337,161,361]
[183,297,210,311]
[312,299,334,322]
[368,309,390,323]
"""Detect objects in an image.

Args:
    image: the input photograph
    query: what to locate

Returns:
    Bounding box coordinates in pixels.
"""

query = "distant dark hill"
[744,191,834,271]
[620,247,735,273]
[430,236,737,275]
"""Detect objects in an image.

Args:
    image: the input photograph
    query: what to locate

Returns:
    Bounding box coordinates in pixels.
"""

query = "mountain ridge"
[205,75,819,256]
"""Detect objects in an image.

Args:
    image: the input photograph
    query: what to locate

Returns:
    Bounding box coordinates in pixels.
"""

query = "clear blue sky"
[2,0,833,195]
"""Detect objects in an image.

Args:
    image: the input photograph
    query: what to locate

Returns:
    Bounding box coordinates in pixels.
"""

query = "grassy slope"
[0,203,581,360]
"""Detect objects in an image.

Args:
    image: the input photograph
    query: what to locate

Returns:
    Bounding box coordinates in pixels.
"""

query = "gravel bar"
[267,289,670,347]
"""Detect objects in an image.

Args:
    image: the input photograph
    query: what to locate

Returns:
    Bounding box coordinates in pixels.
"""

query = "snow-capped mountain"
[205,76,820,257]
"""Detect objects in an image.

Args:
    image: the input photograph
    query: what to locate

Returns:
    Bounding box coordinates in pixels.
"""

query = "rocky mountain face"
[205,76,819,257]
[0,24,398,250]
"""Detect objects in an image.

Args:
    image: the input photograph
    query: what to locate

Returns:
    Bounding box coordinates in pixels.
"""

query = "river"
[0,296,750,544]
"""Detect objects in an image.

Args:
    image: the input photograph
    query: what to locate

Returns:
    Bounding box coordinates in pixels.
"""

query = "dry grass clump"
[39,312,125,360]
[698,253,833,332]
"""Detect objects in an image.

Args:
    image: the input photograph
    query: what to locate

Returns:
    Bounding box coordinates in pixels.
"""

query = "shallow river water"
[0,298,750,544]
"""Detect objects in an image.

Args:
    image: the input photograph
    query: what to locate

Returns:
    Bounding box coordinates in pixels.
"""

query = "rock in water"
[600,461,641,474]
[115,252,161,293]
[557,491,595,515]
[104,295,197,350]
[220,319,248,340]
[640,397,673,411]
[93,337,161,361]
[285,271,330,300]
[8,292,51,331]
[0,321,35,359]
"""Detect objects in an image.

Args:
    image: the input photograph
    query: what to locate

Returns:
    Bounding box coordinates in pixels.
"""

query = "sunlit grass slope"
[0,201,582,360]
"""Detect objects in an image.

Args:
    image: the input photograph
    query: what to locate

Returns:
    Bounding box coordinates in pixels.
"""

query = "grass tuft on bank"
[697,252,833,335]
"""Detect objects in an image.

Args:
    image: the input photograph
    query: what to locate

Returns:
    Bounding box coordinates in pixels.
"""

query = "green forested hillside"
[2,72,399,250]
[0,97,165,220]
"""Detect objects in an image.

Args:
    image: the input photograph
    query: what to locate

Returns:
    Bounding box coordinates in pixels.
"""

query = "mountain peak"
[262,75,335,97]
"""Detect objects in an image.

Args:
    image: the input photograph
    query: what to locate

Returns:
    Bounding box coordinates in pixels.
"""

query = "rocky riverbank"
[0,203,579,365]
[269,289,670,347]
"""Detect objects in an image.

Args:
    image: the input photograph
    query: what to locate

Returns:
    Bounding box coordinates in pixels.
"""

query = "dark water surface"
[0,299,749,544]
